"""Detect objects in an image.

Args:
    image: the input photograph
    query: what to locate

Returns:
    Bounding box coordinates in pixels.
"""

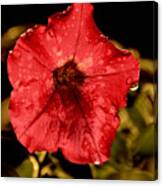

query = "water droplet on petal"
[48,29,54,37]
[62,10,66,14]
[75,8,79,12]
[112,117,119,129]
[94,161,100,165]
[100,34,105,38]
[38,26,45,34]
[104,124,110,132]
[99,60,104,65]
[20,33,26,37]
[67,5,71,11]
[57,36,62,43]
[101,83,105,88]
[117,57,122,62]
[126,77,132,85]
[14,50,21,57]
[14,80,21,88]
[83,140,88,146]
[25,102,33,110]
[57,50,63,56]
[110,106,116,115]
[130,84,139,91]
[82,138,91,150]
[27,28,33,33]
[107,49,111,55]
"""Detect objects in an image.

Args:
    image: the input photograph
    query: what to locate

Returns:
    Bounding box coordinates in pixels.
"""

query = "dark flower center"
[53,61,85,87]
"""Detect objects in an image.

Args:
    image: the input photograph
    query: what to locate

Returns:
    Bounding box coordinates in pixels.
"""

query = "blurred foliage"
[1,26,157,180]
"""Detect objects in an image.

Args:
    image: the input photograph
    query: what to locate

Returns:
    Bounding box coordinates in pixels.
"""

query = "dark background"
[1,1,158,59]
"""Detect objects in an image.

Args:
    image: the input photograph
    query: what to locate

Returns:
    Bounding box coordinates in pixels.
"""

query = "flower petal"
[13,25,60,71]
[56,86,104,164]
[82,69,139,108]
[7,3,140,165]
[53,85,115,164]
[79,81,120,163]
[73,4,139,78]
[47,3,94,68]
[9,79,57,152]
[58,62,138,164]
[7,44,52,89]
[19,91,62,153]
[14,4,92,71]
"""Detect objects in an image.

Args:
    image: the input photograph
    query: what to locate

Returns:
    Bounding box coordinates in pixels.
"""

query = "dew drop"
[107,49,111,55]
[100,34,105,38]
[104,124,110,132]
[110,106,116,115]
[14,50,21,57]
[83,140,88,146]
[97,97,105,104]
[82,138,90,150]
[112,117,119,129]
[101,83,105,88]
[67,5,71,11]
[130,84,139,91]
[14,80,21,88]
[27,28,33,33]
[117,57,122,62]
[38,27,45,34]
[9,50,13,54]
[18,73,22,78]
[99,60,104,65]
[57,36,62,43]
[126,77,132,85]
[94,161,100,165]
[48,29,54,37]
[99,143,104,149]
[20,33,26,37]
[75,8,79,12]
[57,50,63,57]
[25,102,33,109]
[97,76,102,80]
[106,66,111,73]
[85,37,89,42]
[62,10,66,14]
[48,18,52,24]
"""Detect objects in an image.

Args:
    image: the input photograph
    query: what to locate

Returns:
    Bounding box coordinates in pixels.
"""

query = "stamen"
[53,61,85,87]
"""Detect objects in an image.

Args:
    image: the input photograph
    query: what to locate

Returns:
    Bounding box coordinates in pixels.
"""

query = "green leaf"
[2,25,28,49]
[16,159,33,177]
[140,59,157,75]
[1,97,10,130]
[90,162,118,179]
[16,156,39,178]
[134,83,156,126]
[118,169,155,180]
[134,125,157,156]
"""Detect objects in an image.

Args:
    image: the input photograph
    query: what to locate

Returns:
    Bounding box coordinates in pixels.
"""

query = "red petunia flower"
[7,3,139,164]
